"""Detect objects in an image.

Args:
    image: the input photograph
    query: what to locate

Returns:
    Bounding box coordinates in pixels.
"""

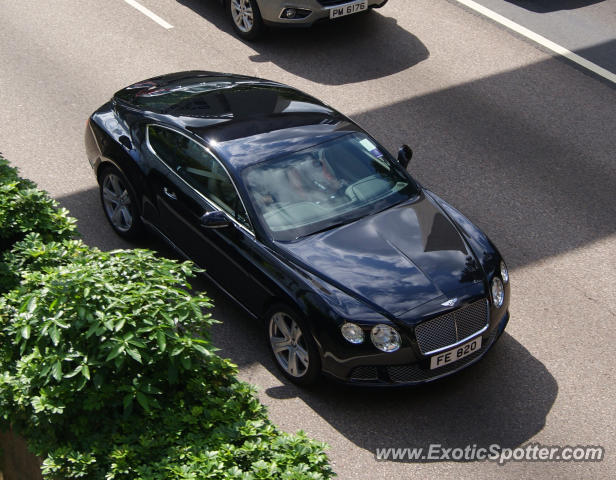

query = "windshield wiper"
[295,217,359,240]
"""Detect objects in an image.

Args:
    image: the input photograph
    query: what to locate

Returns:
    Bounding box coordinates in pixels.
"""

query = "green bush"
[0,155,76,247]
[0,154,77,293]
[0,235,334,479]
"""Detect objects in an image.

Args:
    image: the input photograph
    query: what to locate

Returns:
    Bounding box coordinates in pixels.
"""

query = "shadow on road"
[204,293,557,457]
[348,62,616,269]
[505,0,606,13]
[265,333,557,457]
[176,0,429,84]
[198,291,558,458]
[574,39,616,77]
[56,187,162,252]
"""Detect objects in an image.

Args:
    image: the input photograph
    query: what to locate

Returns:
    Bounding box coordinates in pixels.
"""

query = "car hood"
[276,192,483,318]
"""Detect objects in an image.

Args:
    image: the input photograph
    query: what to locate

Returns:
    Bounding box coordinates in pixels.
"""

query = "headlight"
[370,324,401,352]
[491,277,504,308]
[500,261,509,284]
[341,322,364,344]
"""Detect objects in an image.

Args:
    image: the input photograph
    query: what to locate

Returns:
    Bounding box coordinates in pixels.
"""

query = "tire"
[98,165,143,239]
[266,305,321,385]
[226,0,264,40]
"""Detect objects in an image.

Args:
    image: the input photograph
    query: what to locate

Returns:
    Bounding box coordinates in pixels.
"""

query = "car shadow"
[263,333,557,458]
[504,0,606,13]
[187,282,558,458]
[55,187,174,254]
[200,281,557,455]
[176,0,429,85]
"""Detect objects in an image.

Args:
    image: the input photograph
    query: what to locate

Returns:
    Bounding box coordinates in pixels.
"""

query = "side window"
[147,126,251,229]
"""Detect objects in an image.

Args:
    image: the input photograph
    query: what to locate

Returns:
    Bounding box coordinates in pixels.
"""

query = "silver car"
[224,0,389,39]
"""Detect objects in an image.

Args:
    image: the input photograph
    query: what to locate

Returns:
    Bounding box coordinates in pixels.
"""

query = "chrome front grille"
[414,299,489,354]
[388,327,498,383]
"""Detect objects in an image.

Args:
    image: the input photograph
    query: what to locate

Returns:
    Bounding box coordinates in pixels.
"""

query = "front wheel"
[99,165,143,239]
[267,306,321,385]
[226,0,264,40]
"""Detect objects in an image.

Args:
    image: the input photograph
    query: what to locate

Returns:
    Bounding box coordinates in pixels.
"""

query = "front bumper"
[320,299,510,386]
[345,312,508,385]
[258,0,387,27]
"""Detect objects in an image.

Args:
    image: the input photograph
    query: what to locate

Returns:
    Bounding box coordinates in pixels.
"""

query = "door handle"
[163,187,177,200]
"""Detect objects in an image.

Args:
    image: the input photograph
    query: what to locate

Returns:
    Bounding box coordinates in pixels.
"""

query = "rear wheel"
[267,305,321,385]
[227,0,264,40]
[99,165,143,239]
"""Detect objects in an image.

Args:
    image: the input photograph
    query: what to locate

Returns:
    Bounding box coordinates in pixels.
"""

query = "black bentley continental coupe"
[85,71,510,385]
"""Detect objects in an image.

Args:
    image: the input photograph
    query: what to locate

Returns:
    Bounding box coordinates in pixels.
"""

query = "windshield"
[242,133,419,241]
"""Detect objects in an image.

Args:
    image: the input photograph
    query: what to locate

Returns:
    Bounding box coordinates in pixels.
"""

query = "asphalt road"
[1,0,615,478]
[466,0,616,74]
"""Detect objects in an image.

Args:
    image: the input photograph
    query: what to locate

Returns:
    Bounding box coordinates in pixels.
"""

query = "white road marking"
[123,0,173,29]
[453,0,616,84]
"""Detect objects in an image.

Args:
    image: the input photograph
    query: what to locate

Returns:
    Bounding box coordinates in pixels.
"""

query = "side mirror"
[200,210,230,229]
[397,144,413,169]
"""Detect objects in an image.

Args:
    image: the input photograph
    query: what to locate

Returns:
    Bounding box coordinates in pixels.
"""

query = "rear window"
[114,77,236,114]
[115,80,326,120]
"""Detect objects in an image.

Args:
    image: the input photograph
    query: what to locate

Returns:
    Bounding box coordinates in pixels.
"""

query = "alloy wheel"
[269,312,310,378]
[102,173,133,232]
[230,0,254,33]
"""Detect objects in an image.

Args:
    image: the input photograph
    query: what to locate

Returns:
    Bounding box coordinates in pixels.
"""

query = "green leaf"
[31,397,44,413]
[64,365,83,378]
[49,326,60,346]
[128,339,146,348]
[52,361,62,381]
[136,392,149,411]
[106,344,123,361]
[123,394,133,411]
[126,347,142,363]
[81,364,91,380]
[75,375,87,391]
[26,296,37,313]
[40,364,52,378]
[192,344,210,356]
[114,317,126,331]
[156,330,166,352]
[21,324,31,340]
[170,346,184,357]
[85,323,99,338]
[180,356,191,370]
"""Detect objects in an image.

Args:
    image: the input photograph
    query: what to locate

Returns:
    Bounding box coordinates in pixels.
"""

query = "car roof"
[114,71,358,171]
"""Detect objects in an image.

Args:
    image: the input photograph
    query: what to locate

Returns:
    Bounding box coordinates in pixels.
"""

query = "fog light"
[491,277,504,308]
[341,323,364,344]
[284,8,297,18]
[371,324,401,352]
[500,261,509,284]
